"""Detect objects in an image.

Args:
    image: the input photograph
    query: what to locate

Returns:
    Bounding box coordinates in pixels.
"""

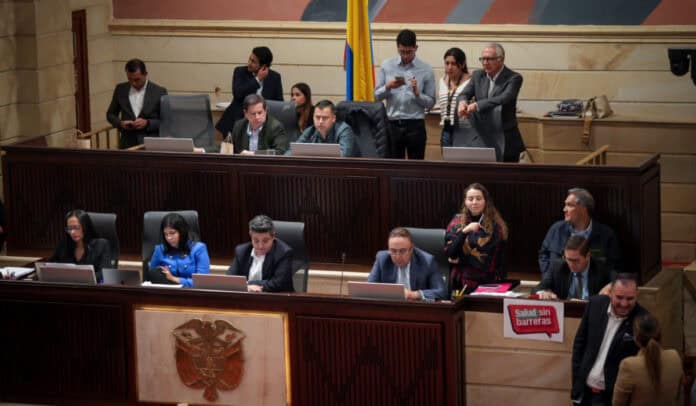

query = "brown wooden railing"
[576,144,609,165]
[76,125,117,149]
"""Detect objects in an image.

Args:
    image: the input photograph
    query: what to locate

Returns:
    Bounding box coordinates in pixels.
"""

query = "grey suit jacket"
[106,80,168,148]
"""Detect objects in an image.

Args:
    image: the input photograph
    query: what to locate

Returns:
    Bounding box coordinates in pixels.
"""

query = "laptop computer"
[290,142,341,157]
[441,146,496,163]
[193,274,248,291]
[347,281,405,301]
[36,262,97,285]
[144,137,194,152]
[102,268,141,286]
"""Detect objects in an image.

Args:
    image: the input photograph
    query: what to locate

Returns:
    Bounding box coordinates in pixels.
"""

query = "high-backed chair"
[86,211,119,268]
[142,210,200,277]
[266,100,299,143]
[404,227,449,295]
[273,220,309,292]
[336,101,388,158]
[160,95,216,152]
[454,105,504,161]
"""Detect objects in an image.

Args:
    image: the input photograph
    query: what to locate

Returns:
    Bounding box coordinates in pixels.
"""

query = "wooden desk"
[1,139,660,281]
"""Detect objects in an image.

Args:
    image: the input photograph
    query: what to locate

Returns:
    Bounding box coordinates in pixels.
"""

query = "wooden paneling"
[2,143,661,280]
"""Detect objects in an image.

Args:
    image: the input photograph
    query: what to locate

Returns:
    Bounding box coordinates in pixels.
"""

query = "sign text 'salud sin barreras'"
[503,299,564,343]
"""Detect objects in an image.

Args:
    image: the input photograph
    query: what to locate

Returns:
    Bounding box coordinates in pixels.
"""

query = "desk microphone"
[338,252,346,296]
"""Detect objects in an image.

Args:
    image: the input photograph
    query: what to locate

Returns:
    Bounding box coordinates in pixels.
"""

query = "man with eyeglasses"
[457,43,525,162]
[368,227,446,301]
[533,235,613,300]
[375,29,436,160]
[295,100,356,157]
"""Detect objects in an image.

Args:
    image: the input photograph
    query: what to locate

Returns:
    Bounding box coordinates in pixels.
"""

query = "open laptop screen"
[347,281,405,301]
[290,142,341,157]
[441,146,496,162]
[144,137,194,152]
[36,262,97,285]
[193,274,247,291]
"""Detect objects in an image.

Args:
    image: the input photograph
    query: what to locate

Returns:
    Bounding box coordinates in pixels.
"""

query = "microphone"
[338,252,347,296]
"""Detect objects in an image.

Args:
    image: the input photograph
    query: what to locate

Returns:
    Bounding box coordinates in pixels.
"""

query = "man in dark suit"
[106,59,168,149]
[533,235,613,300]
[229,94,289,155]
[457,43,525,162]
[572,273,647,406]
[368,227,446,301]
[216,46,284,137]
[227,215,294,292]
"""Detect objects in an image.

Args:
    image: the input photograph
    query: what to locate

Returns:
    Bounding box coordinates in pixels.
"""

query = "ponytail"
[634,315,662,390]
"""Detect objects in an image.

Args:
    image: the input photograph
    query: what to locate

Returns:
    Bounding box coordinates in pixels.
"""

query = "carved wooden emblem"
[172,319,246,401]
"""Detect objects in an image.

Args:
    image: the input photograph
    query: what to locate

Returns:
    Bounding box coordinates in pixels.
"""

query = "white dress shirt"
[248,250,266,282]
[128,80,148,118]
[586,303,626,389]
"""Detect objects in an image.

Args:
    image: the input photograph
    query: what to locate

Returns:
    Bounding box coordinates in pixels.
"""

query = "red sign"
[507,304,560,337]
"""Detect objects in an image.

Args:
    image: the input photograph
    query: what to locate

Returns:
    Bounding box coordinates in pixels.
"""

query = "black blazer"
[533,258,614,299]
[226,238,294,292]
[571,295,647,403]
[216,66,284,135]
[49,237,113,282]
[106,80,168,148]
[458,66,524,157]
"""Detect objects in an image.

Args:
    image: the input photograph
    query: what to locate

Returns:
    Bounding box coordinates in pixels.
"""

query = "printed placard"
[503,298,564,343]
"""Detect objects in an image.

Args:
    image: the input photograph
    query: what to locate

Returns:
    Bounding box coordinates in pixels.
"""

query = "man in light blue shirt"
[374,29,436,160]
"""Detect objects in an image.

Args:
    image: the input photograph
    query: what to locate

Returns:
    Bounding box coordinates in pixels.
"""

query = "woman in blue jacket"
[149,213,210,287]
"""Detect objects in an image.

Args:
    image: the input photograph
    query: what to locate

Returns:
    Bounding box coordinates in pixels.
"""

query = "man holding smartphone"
[106,59,168,149]
[375,29,436,160]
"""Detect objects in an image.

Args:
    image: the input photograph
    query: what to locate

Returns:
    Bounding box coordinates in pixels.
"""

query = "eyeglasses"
[65,226,81,232]
[388,248,411,257]
[478,57,501,62]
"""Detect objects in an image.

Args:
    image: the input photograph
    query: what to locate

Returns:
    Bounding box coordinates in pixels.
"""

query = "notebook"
[101,268,141,286]
[144,137,194,152]
[347,281,405,301]
[290,142,341,157]
[193,274,248,292]
[441,147,496,163]
[36,262,96,285]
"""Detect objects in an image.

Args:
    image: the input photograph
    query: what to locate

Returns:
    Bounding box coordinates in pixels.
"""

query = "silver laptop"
[36,262,97,285]
[291,142,341,157]
[442,146,496,162]
[347,281,405,301]
[102,268,141,286]
[144,137,194,152]
[193,274,248,291]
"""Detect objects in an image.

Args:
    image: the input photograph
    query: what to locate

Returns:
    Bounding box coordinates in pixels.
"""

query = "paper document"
[1,267,35,279]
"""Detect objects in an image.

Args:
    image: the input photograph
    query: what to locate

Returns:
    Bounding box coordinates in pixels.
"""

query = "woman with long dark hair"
[445,183,508,292]
[148,213,210,287]
[50,209,112,281]
[291,82,314,132]
[438,47,471,148]
[613,314,683,406]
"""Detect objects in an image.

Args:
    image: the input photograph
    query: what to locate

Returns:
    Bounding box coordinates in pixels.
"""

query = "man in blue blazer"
[368,227,446,301]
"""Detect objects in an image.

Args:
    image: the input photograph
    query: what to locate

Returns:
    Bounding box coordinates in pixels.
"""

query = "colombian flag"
[345,0,375,101]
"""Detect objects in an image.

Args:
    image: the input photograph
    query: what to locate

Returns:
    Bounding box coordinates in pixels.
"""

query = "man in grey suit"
[107,59,168,149]
[368,227,446,301]
[457,43,525,162]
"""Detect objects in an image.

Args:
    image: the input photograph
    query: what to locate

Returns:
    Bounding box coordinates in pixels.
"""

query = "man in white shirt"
[226,215,294,292]
[106,58,168,148]
[571,273,647,406]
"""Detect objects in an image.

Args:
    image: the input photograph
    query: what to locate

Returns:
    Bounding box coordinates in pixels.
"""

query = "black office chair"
[273,220,309,292]
[266,100,300,143]
[86,211,119,268]
[142,210,200,278]
[405,227,449,294]
[336,101,388,158]
[160,95,216,152]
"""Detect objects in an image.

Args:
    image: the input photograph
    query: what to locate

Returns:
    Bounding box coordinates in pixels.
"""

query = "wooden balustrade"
[576,144,610,165]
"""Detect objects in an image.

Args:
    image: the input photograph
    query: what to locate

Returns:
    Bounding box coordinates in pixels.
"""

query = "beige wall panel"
[536,151,587,164]
[660,154,696,184]
[0,71,17,106]
[37,97,76,136]
[0,2,15,37]
[36,30,73,68]
[15,70,39,104]
[662,183,696,213]
[89,61,118,95]
[467,384,568,406]
[37,64,74,102]
[465,348,571,390]
[15,36,37,69]
[0,37,16,71]
[70,0,112,10]
[518,121,540,148]
[662,242,696,264]
[87,34,114,65]
[0,103,40,142]
[518,99,696,117]
[465,311,581,351]
[45,127,76,148]
[662,213,696,243]
[33,0,70,35]
[85,4,111,37]
[90,89,114,126]
[12,1,36,36]
[520,70,695,103]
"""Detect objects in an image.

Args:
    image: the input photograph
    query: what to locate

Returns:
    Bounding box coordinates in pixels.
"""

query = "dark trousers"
[388,119,426,160]
[578,385,610,406]
[441,123,454,148]
[502,128,525,162]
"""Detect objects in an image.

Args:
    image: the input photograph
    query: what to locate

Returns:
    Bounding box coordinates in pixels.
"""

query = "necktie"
[488,78,495,98]
[574,273,584,299]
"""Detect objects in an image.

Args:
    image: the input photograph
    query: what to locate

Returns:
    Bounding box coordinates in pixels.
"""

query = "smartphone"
[394,75,405,82]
